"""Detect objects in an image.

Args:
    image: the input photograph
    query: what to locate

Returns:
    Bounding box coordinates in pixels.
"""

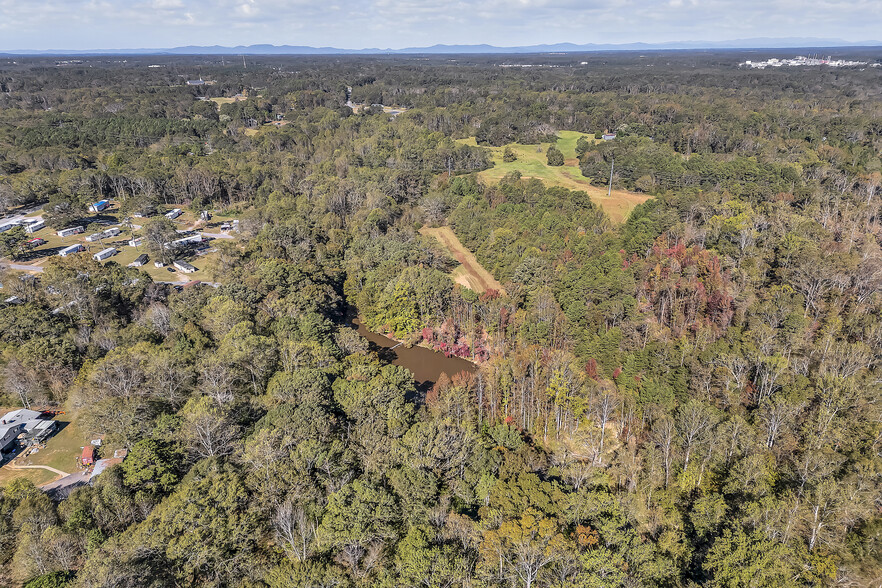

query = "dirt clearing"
[420,226,504,295]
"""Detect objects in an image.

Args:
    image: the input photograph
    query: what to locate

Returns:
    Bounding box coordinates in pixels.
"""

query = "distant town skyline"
[1,0,881,51]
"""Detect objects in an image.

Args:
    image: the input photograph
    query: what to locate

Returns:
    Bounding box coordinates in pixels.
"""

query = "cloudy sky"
[1,0,880,50]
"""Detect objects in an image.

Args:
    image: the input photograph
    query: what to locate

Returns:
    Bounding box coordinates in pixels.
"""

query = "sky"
[1,0,881,51]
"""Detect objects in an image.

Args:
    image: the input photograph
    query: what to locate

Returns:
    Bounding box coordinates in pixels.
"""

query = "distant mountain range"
[3,38,882,56]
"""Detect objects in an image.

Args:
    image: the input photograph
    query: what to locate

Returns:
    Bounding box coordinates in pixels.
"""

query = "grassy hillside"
[461,131,650,223]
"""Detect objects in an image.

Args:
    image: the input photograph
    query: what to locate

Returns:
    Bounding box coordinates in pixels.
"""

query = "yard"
[0,410,92,488]
[460,131,651,223]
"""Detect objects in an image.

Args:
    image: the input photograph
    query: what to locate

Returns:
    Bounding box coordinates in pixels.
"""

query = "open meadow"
[461,131,651,223]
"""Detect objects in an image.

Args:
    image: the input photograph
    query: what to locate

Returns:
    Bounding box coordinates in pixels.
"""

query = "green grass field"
[460,131,650,223]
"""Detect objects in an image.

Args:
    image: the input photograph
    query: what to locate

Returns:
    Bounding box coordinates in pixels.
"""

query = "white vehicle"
[93,247,117,261]
[57,226,85,238]
[58,244,85,257]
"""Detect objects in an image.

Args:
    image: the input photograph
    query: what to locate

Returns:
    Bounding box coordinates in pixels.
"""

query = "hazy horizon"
[2,0,881,52]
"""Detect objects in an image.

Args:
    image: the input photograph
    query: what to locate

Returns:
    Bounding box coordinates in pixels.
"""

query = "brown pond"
[350,314,476,388]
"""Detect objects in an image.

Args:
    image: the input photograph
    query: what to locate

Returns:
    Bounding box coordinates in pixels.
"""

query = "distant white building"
[165,209,183,220]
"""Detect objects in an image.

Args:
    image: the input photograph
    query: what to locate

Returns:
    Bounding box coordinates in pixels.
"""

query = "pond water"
[350,314,476,388]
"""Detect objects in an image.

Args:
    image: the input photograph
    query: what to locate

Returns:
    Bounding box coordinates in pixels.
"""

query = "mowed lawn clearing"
[460,131,651,223]
[420,226,505,295]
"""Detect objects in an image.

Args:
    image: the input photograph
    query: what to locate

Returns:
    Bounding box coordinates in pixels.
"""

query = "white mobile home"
[165,233,203,249]
[0,222,18,233]
[128,237,143,247]
[131,253,149,267]
[86,227,121,242]
[165,209,183,220]
[58,244,85,257]
[173,260,196,274]
[93,247,117,261]
[88,200,110,213]
[57,226,85,238]
[24,220,45,233]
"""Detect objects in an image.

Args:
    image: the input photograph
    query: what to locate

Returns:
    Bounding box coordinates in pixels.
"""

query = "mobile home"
[165,233,203,249]
[57,226,85,238]
[165,208,183,220]
[93,247,117,261]
[24,220,45,233]
[88,200,110,213]
[58,244,85,257]
[131,253,149,267]
[128,237,143,247]
[173,260,196,274]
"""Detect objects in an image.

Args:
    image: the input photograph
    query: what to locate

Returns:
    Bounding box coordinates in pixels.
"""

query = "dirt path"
[420,227,505,294]
[7,463,69,477]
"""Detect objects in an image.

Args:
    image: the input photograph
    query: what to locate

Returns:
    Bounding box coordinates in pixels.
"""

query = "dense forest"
[0,51,880,587]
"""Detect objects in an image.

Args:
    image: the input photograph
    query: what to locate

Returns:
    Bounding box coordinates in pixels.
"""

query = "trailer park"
[0,200,241,492]
[0,199,241,284]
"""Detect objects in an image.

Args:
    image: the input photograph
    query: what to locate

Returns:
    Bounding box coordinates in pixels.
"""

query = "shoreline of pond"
[346,309,476,389]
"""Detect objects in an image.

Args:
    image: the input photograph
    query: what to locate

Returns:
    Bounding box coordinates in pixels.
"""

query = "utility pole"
[608,155,615,197]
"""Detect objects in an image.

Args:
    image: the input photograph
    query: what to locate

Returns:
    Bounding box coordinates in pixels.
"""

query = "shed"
[81,446,95,466]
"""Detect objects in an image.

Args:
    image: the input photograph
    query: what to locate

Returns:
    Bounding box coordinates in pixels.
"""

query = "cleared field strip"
[420,226,505,295]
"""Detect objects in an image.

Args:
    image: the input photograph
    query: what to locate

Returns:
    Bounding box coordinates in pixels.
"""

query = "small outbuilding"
[81,446,95,466]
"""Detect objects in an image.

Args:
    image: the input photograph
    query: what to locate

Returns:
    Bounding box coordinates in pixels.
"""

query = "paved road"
[202,231,234,239]
[41,471,90,492]
[0,206,43,226]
